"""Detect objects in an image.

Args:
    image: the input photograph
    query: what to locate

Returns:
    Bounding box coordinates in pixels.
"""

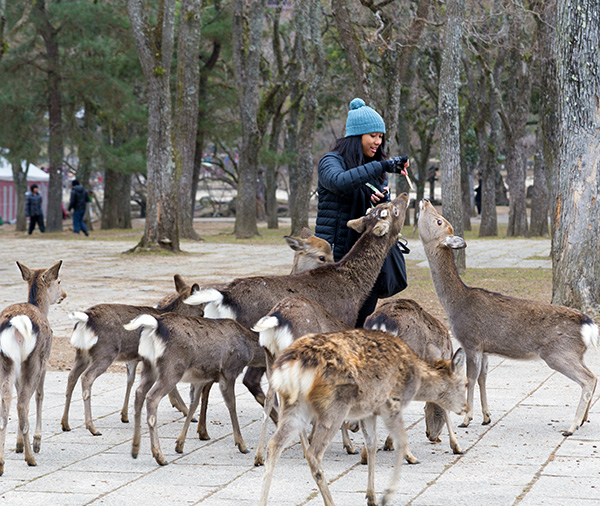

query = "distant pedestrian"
[68,179,89,236]
[474,177,482,216]
[25,184,45,234]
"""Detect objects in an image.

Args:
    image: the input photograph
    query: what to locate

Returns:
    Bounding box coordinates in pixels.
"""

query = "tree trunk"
[33,0,63,233]
[552,0,599,313]
[10,159,28,232]
[232,0,265,239]
[437,0,465,271]
[101,169,132,229]
[529,146,549,237]
[265,111,283,229]
[175,0,203,240]
[127,0,180,252]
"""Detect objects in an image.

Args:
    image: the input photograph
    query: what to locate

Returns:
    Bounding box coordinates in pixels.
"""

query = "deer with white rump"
[185,194,409,436]
[0,261,66,475]
[418,199,598,435]
[258,329,468,506]
[124,313,265,465]
[61,275,204,436]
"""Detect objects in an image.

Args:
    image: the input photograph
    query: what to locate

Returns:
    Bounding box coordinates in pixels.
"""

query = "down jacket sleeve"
[318,152,386,196]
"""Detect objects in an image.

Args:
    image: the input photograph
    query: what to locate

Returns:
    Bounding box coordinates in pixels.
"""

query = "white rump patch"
[185,289,236,320]
[271,361,315,405]
[582,322,599,349]
[69,312,98,350]
[255,316,294,356]
[1,315,36,377]
[125,315,165,364]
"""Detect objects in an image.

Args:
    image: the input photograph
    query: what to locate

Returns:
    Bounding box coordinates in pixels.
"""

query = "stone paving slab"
[0,232,598,506]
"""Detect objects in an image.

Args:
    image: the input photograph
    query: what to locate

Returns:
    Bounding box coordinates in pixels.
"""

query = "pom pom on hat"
[345,98,386,137]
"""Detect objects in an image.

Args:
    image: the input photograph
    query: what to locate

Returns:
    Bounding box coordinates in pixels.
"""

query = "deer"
[123,312,266,466]
[0,261,66,476]
[189,228,335,441]
[364,298,462,462]
[251,296,355,466]
[185,194,410,426]
[258,328,468,506]
[61,274,204,436]
[418,198,598,436]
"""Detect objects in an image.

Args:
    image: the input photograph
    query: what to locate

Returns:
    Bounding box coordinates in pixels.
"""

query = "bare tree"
[553,0,600,314]
[437,0,465,271]
[127,0,180,252]
[231,0,266,239]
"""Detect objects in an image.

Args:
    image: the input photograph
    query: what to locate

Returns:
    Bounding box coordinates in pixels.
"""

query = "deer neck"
[424,245,467,315]
[414,362,445,403]
[28,281,50,315]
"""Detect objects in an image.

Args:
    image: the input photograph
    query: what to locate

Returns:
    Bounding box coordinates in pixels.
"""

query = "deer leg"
[243,366,278,424]
[16,375,38,467]
[0,368,13,476]
[259,400,304,506]
[61,349,89,431]
[542,353,597,436]
[197,382,213,440]
[132,362,156,459]
[303,417,345,506]
[33,369,46,453]
[167,386,190,417]
[219,377,248,454]
[120,360,138,423]
[380,411,408,506]
[478,354,491,425]
[443,408,463,454]
[175,382,203,454]
[460,352,482,427]
[360,415,378,506]
[80,354,116,436]
[340,421,358,455]
[254,383,277,466]
[146,380,178,466]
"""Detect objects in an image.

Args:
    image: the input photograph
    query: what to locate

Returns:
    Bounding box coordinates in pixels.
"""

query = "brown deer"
[61,275,204,436]
[185,194,410,420]
[251,296,355,466]
[123,313,266,466]
[258,329,468,506]
[0,261,66,475]
[418,198,598,435]
[364,298,462,461]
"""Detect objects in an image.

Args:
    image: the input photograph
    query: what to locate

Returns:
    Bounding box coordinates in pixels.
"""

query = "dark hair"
[72,179,80,187]
[333,134,387,170]
[30,184,38,191]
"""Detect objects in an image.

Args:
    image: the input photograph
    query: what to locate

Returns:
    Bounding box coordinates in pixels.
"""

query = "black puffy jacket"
[68,185,88,212]
[25,192,43,217]
[315,151,387,261]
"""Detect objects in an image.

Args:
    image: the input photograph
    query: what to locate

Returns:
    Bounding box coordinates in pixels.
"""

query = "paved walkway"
[0,230,598,506]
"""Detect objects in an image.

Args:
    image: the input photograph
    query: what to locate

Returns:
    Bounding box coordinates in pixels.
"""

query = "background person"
[315,98,410,327]
[68,179,89,236]
[25,183,45,234]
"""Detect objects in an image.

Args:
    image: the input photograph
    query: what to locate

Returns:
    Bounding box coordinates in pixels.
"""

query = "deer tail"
[581,321,599,350]
[0,315,36,365]
[124,315,165,364]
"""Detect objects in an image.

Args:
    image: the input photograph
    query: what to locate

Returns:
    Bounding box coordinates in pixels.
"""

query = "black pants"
[355,290,379,328]
[28,214,45,234]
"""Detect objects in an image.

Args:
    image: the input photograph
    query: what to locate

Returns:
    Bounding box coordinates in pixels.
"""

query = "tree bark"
[10,158,28,232]
[101,168,132,229]
[127,0,180,252]
[552,0,599,313]
[232,0,266,239]
[438,0,465,271]
[175,0,203,240]
[529,145,549,237]
[33,0,63,233]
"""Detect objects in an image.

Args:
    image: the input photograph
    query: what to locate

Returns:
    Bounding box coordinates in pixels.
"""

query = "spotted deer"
[0,261,66,475]
[258,329,468,506]
[61,275,204,436]
[418,198,598,435]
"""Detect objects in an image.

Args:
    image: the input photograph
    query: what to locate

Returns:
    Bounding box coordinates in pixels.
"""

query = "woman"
[315,98,410,327]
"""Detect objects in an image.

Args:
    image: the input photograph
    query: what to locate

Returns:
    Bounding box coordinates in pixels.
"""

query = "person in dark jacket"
[68,179,89,236]
[315,98,410,327]
[25,184,45,234]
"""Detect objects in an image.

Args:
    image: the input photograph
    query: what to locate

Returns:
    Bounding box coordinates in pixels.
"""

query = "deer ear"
[174,274,188,293]
[47,260,63,280]
[443,235,466,249]
[347,217,366,233]
[284,236,304,252]
[300,227,313,239]
[451,348,466,373]
[16,261,33,281]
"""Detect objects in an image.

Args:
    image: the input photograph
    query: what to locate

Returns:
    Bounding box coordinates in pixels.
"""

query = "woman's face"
[361,132,384,158]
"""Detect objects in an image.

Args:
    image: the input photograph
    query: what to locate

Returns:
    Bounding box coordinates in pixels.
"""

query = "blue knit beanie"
[345,98,386,137]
